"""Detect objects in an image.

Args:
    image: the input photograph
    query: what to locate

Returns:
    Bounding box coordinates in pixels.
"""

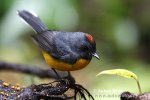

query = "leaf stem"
[136,79,142,94]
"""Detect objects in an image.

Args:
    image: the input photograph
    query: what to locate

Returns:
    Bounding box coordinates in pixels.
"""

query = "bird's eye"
[81,45,88,51]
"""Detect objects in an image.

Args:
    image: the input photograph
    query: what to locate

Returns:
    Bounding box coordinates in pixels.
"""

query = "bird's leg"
[52,68,61,79]
[67,71,71,77]
[67,71,75,84]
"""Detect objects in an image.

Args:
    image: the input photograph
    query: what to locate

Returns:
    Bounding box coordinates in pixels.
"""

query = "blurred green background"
[0,0,150,100]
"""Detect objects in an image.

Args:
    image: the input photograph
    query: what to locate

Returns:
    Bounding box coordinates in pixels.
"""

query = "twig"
[121,92,150,100]
[0,61,66,79]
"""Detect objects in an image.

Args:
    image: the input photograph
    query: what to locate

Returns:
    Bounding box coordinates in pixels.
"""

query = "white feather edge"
[17,10,38,33]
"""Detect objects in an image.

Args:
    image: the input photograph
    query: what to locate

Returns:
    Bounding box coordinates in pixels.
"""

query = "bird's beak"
[92,53,100,60]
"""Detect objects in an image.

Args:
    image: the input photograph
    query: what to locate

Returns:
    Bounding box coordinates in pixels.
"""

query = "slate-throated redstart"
[18,10,99,77]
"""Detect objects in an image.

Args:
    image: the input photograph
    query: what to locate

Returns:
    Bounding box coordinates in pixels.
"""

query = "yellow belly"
[42,51,90,71]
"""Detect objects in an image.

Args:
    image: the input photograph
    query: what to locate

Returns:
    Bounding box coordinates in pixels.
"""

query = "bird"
[18,10,100,77]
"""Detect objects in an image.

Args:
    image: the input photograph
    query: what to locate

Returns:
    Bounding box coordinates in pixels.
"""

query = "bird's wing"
[32,31,54,53]
[54,40,79,64]
[32,31,79,64]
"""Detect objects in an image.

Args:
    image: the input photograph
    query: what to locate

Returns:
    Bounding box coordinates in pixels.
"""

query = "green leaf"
[96,69,138,80]
[96,69,142,94]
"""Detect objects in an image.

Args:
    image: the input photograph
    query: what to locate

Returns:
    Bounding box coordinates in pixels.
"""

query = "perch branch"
[0,61,94,100]
[0,61,67,79]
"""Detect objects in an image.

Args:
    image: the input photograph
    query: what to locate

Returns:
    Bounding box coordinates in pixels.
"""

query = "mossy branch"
[0,61,94,100]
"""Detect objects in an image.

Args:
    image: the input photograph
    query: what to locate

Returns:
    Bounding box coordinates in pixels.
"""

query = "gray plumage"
[18,10,95,64]
[18,10,48,33]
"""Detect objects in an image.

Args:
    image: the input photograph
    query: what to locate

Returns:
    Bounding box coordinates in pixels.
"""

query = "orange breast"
[42,51,90,71]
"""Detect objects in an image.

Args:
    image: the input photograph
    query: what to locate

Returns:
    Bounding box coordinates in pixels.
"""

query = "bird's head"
[78,33,100,60]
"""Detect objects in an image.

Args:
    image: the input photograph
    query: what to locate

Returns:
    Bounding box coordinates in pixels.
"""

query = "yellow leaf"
[96,69,142,94]
[96,69,138,80]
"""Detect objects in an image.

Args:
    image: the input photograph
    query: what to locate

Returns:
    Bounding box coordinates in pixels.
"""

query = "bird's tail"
[18,10,48,33]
